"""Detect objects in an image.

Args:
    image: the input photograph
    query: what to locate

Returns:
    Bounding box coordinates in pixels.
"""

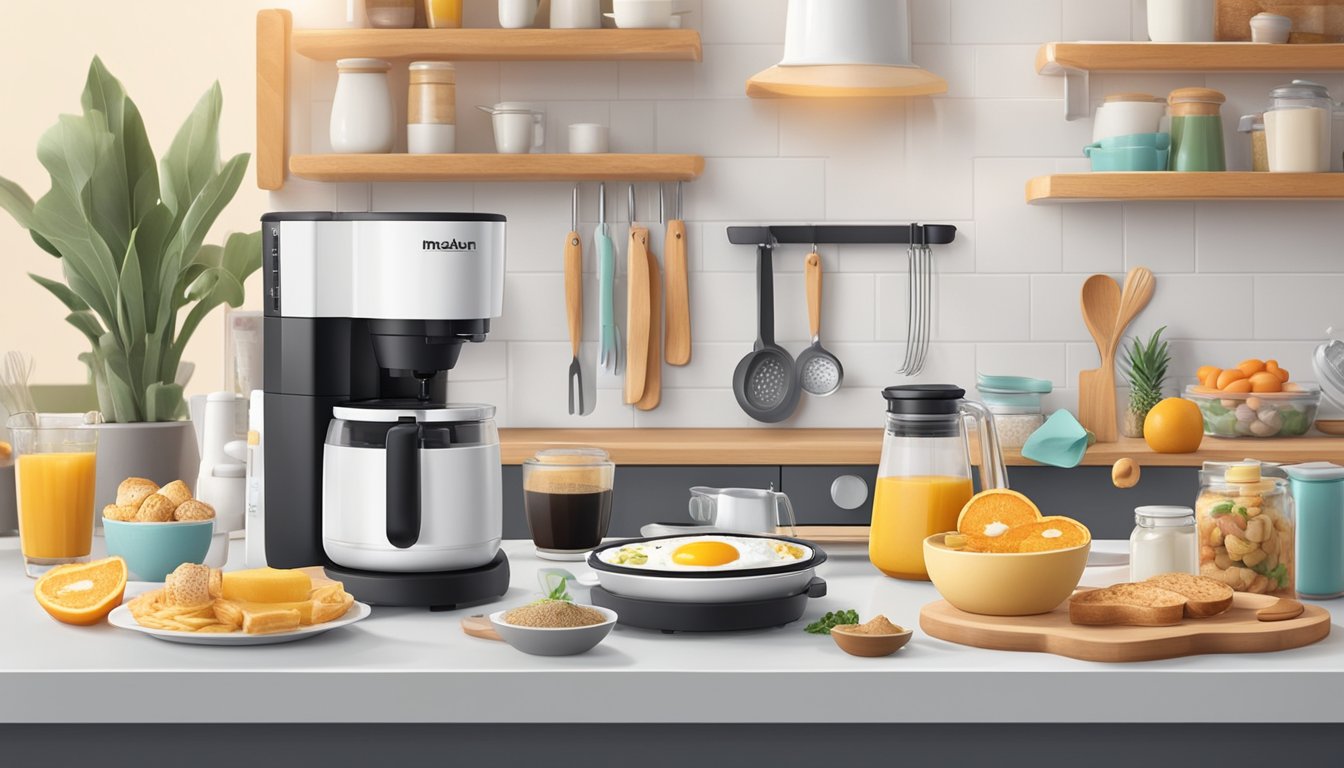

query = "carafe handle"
[772,491,797,537]
[688,486,718,523]
[961,400,1008,491]
[385,419,422,549]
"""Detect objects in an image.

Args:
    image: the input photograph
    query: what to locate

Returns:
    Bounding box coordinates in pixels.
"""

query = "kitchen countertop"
[498,428,1344,467]
[2,537,1341,724]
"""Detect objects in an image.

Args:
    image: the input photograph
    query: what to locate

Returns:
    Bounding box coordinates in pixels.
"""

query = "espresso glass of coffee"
[523,448,614,560]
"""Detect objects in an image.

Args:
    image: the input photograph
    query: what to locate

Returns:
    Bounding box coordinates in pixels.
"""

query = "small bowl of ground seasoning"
[488,601,618,656]
[829,615,912,658]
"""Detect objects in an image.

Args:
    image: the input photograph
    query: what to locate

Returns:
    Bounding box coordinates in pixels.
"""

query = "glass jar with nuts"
[1195,461,1294,596]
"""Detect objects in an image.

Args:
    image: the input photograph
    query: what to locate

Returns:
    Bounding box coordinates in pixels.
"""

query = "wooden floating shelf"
[496,428,1344,468]
[1037,42,1344,75]
[1026,172,1344,204]
[1035,42,1344,119]
[292,28,702,62]
[289,153,705,182]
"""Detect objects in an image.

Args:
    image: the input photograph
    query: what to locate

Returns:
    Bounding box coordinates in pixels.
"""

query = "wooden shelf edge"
[293,28,703,62]
[256,9,291,191]
[496,428,1344,468]
[1027,172,1344,203]
[289,153,705,182]
[1037,41,1344,75]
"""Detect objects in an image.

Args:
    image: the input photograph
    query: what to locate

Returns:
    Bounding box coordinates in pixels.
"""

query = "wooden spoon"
[461,614,503,641]
[1110,267,1156,360]
[1079,274,1122,442]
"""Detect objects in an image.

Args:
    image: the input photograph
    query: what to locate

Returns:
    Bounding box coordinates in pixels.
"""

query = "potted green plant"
[0,57,260,507]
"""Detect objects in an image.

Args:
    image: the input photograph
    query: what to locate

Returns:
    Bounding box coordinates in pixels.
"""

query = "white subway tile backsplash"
[1124,202,1195,273]
[656,100,779,156]
[269,0,1337,429]
[950,0,1061,44]
[973,158,1062,273]
[1254,276,1344,340]
[1196,202,1344,273]
[1062,205,1123,273]
[1062,0,1132,41]
[974,46,1064,99]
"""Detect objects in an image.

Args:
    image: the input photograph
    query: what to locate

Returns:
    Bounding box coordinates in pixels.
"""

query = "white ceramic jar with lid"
[1147,0,1215,42]
[331,58,395,153]
[1268,80,1337,171]
[1093,93,1167,142]
[1130,506,1199,582]
[407,61,456,154]
[1250,13,1292,43]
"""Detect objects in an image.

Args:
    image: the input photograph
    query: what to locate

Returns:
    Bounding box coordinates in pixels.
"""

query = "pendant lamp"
[747,0,947,99]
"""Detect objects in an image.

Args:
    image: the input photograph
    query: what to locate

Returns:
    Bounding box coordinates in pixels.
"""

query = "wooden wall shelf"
[497,428,1344,468]
[293,27,702,62]
[290,153,704,182]
[1026,172,1344,204]
[1036,42,1344,118]
[255,10,705,190]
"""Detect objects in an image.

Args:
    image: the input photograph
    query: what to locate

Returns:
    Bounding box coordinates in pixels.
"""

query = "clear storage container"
[1196,461,1294,595]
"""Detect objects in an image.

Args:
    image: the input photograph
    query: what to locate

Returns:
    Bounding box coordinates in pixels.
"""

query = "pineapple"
[1120,326,1170,438]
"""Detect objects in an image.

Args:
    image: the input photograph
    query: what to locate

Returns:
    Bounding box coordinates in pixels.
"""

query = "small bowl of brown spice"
[830,615,912,658]
[489,601,618,656]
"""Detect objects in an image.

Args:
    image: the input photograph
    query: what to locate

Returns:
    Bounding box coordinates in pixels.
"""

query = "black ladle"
[733,244,800,423]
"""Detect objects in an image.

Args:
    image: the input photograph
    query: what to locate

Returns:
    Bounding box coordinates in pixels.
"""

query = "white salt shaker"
[331,58,395,153]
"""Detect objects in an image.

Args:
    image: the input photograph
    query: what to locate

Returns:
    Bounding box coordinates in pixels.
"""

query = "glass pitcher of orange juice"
[870,385,1007,580]
[8,414,98,577]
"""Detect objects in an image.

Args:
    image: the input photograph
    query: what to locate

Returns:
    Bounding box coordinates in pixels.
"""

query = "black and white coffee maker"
[261,212,510,608]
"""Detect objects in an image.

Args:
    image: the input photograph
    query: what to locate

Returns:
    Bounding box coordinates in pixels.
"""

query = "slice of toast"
[1144,573,1234,618]
[1069,584,1186,627]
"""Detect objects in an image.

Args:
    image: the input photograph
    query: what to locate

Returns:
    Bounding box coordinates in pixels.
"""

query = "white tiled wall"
[273,0,1344,428]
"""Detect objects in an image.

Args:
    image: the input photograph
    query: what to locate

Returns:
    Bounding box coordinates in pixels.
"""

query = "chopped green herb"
[1209,501,1235,517]
[805,609,860,635]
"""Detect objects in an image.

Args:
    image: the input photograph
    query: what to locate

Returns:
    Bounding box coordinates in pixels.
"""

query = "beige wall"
[0,0,270,395]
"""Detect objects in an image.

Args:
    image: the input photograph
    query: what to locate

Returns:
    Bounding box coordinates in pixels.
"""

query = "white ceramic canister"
[1250,12,1292,43]
[499,0,539,28]
[331,58,396,153]
[1093,93,1167,142]
[407,61,456,154]
[1130,505,1199,582]
[568,122,608,153]
[1266,105,1330,172]
[551,0,601,28]
[1147,0,1216,42]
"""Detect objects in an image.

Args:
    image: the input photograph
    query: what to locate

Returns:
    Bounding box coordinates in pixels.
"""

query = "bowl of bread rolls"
[102,477,215,581]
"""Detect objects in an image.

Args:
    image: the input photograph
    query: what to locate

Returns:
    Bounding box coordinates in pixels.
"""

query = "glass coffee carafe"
[869,385,1008,580]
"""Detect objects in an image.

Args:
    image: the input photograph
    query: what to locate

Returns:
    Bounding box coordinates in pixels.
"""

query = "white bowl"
[609,0,674,28]
[488,605,617,656]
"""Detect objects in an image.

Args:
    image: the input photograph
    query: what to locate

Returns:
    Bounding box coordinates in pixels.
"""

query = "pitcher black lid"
[882,384,965,415]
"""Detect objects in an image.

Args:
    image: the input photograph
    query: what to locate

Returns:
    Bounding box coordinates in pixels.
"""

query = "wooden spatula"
[636,244,662,411]
[1111,267,1156,361]
[461,614,502,641]
[625,187,651,404]
[1079,274,1122,442]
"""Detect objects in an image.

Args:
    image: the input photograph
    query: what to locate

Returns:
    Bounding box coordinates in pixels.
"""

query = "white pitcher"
[688,487,796,536]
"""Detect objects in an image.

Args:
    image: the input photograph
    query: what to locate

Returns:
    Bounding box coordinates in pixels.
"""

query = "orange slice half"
[1001,516,1092,553]
[956,489,1043,551]
[34,557,128,626]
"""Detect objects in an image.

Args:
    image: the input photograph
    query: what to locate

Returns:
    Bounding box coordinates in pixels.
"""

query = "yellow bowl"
[923,533,1090,616]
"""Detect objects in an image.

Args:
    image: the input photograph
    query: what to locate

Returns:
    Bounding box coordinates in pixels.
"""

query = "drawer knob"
[830,475,869,510]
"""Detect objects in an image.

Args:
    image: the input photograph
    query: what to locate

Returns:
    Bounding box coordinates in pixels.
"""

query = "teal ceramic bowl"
[103,518,213,582]
[1093,132,1170,150]
[1085,146,1170,172]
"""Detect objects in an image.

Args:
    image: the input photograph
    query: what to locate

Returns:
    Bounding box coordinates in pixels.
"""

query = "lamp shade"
[747,0,947,98]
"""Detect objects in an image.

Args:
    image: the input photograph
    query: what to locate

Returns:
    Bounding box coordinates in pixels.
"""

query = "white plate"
[107,600,372,646]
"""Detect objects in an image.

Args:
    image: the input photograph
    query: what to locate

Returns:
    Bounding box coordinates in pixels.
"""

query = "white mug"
[491,110,545,154]
[1147,0,1215,42]
[499,0,539,28]
[568,123,609,153]
[551,0,601,28]
[688,487,797,535]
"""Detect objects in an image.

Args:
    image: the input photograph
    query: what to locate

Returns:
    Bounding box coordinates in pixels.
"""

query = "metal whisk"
[896,236,933,377]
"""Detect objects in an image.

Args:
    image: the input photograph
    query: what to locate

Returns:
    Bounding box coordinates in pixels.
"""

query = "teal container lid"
[976,374,1053,394]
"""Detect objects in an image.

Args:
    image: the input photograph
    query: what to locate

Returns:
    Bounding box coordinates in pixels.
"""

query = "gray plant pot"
[93,421,201,513]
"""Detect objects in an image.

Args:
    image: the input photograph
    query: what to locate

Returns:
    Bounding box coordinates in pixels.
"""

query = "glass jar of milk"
[1130,506,1199,581]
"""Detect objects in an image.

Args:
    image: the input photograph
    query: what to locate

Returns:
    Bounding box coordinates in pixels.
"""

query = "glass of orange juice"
[8,414,98,578]
[424,0,463,28]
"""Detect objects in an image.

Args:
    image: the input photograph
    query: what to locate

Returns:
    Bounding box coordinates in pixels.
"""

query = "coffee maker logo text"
[422,239,478,252]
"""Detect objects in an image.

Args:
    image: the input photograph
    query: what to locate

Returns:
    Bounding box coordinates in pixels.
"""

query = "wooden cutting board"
[920,592,1330,662]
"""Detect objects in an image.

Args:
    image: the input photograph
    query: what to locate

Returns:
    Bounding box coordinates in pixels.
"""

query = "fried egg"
[600,536,809,572]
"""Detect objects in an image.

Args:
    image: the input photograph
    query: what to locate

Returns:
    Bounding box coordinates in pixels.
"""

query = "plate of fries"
[108,582,371,646]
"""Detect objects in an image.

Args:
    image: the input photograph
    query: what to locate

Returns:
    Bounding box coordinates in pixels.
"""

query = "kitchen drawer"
[781,466,878,525]
[502,466,781,540]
